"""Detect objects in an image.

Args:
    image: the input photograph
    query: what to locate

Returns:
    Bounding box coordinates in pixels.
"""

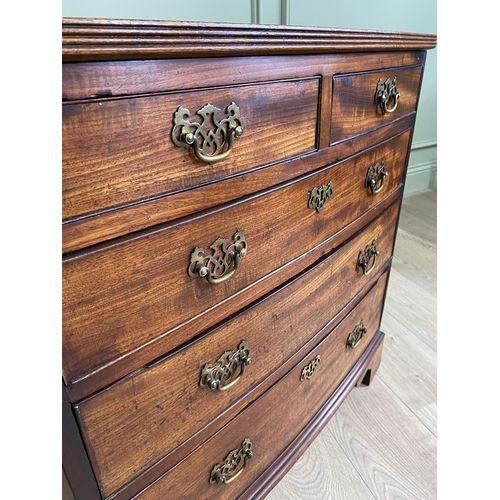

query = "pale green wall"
[62,0,254,23]
[62,0,437,194]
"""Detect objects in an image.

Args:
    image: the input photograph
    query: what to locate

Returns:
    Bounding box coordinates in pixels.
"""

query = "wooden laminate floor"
[266,188,437,500]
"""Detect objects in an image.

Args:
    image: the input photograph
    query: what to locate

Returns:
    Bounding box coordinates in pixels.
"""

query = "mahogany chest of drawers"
[62,18,436,500]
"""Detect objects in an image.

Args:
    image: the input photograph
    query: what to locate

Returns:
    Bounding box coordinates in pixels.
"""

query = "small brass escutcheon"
[199,340,252,391]
[308,181,334,213]
[365,159,388,194]
[171,102,243,163]
[356,239,380,276]
[347,320,367,349]
[300,354,321,381]
[374,77,401,114]
[188,229,247,285]
[210,438,253,485]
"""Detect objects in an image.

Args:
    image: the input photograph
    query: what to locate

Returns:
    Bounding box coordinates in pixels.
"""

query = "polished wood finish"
[63,115,414,254]
[75,206,397,498]
[241,330,386,500]
[62,18,435,500]
[64,186,402,403]
[62,133,408,388]
[133,281,387,500]
[330,65,423,143]
[62,53,425,102]
[63,78,319,221]
[264,190,436,500]
[62,18,437,62]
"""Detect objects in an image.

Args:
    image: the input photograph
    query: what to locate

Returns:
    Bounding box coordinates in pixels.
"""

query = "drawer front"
[74,203,399,497]
[133,269,388,500]
[330,65,422,143]
[62,78,319,221]
[62,131,409,386]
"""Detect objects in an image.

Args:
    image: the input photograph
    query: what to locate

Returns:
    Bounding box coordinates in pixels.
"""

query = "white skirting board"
[405,140,437,194]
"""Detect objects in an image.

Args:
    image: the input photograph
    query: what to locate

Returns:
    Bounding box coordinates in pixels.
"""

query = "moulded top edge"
[62,17,437,62]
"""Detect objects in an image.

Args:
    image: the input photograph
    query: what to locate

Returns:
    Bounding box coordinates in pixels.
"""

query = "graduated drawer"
[73,203,398,498]
[62,131,409,387]
[132,267,389,500]
[62,78,319,221]
[330,65,423,144]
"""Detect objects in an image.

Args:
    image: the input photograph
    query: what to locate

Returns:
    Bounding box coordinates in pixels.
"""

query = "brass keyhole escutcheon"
[308,181,333,213]
[300,354,321,381]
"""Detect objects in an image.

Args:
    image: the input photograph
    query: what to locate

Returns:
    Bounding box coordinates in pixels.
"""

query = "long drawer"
[63,78,319,221]
[62,131,410,387]
[74,202,398,498]
[132,267,389,500]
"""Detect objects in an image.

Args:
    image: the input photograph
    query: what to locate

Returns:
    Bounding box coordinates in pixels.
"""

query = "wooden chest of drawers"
[62,18,436,500]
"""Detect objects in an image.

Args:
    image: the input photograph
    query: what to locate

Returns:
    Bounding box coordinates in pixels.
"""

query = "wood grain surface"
[61,18,437,62]
[131,281,387,500]
[62,117,414,254]
[266,188,437,500]
[330,65,423,144]
[62,134,408,389]
[61,19,437,500]
[62,53,426,102]
[63,78,319,221]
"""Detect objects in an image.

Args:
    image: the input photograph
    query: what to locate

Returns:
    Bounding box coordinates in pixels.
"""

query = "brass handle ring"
[356,240,380,276]
[200,340,252,391]
[210,438,253,485]
[365,159,388,194]
[375,77,401,115]
[188,230,247,285]
[195,246,244,285]
[347,320,367,349]
[172,102,243,163]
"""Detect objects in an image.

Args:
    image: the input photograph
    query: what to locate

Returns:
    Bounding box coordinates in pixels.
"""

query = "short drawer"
[132,267,388,500]
[62,132,408,387]
[73,204,397,498]
[62,78,319,221]
[330,65,423,143]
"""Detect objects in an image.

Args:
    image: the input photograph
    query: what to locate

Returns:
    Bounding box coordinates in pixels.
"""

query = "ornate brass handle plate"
[346,320,367,349]
[308,181,333,213]
[356,240,380,276]
[210,438,253,484]
[365,159,388,194]
[375,77,401,114]
[188,230,247,285]
[300,354,321,381]
[172,102,243,163]
[199,340,252,391]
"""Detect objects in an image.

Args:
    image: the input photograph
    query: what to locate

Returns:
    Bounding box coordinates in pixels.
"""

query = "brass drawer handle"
[308,181,333,213]
[200,340,252,391]
[172,102,243,163]
[347,320,367,349]
[365,159,388,194]
[356,239,380,276]
[210,438,253,484]
[375,77,400,114]
[300,354,321,381]
[188,230,247,285]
